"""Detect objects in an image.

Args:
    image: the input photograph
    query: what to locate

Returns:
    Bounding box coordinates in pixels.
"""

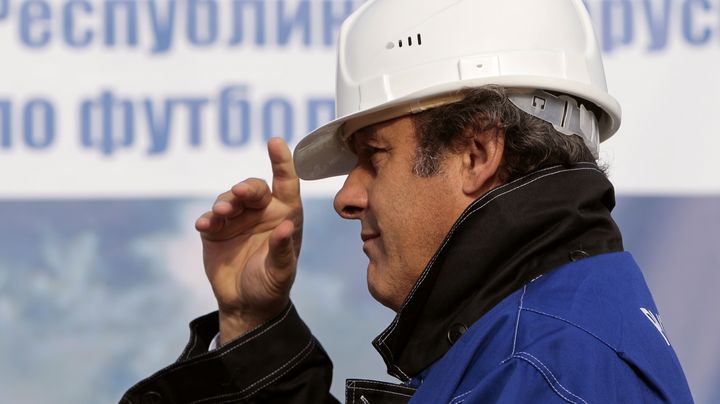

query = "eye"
[364,146,386,156]
[357,144,387,157]
[359,145,389,169]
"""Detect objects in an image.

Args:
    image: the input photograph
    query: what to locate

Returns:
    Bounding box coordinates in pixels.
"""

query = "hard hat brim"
[294,76,621,180]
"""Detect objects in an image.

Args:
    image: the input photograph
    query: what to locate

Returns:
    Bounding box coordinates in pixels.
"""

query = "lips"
[361,232,380,242]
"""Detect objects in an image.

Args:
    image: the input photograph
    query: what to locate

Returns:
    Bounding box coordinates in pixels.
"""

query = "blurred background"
[0,0,718,402]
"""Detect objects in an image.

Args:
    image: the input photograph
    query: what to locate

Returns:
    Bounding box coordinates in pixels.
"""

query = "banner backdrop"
[0,1,718,403]
[0,0,350,197]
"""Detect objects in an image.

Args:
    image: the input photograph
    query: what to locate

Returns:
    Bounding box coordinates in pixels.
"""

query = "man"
[122,0,693,402]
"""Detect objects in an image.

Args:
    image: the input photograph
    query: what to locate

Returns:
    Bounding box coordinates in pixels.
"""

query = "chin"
[369,287,400,312]
[367,264,401,312]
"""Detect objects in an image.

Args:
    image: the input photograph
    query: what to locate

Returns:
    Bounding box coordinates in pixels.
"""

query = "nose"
[334,165,369,220]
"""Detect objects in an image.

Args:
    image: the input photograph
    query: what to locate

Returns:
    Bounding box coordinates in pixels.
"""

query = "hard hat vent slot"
[389,34,422,50]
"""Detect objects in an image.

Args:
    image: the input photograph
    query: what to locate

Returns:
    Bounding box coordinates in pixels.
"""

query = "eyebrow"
[348,127,381,153]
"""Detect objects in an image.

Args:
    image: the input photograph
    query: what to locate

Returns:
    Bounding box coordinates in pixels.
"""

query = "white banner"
[0,0,717,198]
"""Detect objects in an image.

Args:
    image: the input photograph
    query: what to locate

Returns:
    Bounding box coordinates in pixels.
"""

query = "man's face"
[333,116,467,311]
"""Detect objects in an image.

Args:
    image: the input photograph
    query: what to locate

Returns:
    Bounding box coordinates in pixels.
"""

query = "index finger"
[268,137,300,204]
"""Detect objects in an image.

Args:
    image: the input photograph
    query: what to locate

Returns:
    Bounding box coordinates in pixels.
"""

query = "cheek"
[370,181,410,239]
[376,184,430,261]
[371,167,457,259]
[403,179,459,254]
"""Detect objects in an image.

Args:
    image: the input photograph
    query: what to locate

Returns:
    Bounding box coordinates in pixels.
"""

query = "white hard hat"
[294,0,622,180]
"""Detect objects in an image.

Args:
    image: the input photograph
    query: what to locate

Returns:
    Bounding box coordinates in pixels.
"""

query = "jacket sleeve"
[120,303,340,404]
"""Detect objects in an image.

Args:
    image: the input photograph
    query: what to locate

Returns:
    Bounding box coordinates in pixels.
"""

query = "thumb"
[266,220,297,285]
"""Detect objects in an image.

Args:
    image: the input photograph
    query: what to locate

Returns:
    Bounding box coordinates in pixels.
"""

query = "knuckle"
[217,191,232,201]
[242,178,267,191]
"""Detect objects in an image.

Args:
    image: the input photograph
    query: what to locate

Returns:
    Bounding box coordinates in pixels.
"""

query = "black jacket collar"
[372,164,624,380]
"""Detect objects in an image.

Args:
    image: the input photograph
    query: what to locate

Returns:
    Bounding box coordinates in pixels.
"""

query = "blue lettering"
[230,0,266,46]
[601,0,634,52]
[63,0,93,48]
[178,98,208,146]
[135,97,209,155]
[19,0,52,48]
[219,86,251,147]
[278,0,312,46]
[643,0,671,51]
[104,0,138,47]
[188,0,218,46]
[0,101,10,148]
[23,99,55,149]
[683,0,712,44]
[307,98,334,132]
[81,91,134,156]
[144,99,174,155]
[6,0,372,52]
[148,0,176,54]
[263,97,294,143]
[322,0,355,46]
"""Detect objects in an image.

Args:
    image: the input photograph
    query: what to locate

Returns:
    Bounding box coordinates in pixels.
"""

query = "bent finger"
[231,178,273,211]
[195,211,225,234]
[212,190,242,217]
[210,178,271,219]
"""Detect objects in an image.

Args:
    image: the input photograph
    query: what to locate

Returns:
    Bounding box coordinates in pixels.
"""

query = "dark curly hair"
[411,86,603,181]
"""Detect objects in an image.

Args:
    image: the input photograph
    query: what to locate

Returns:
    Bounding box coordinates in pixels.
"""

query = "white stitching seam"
[175,315,220,363]
[512,355,577,403]
[512,286,528,356]
[190,337,315,404]
[395,366,410,380]
[377,165,600,351]
[449,389,474,404]
[513,352,587,404]
[185,331,200,360]
[351,387,414,398]
[347,380,416,392]
[516,352,587,404]
[522,307,616,351]
[125,304,294,395]
[347,380,417,404]
[213,306,294,360]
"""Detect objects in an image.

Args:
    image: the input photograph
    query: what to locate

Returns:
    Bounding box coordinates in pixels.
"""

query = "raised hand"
[195,138,303,345]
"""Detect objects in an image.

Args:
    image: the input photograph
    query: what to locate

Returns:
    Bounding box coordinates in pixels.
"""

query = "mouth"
[361,232,380,242]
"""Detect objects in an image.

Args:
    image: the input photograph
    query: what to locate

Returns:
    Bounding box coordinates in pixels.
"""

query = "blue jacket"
[410,252,693,403]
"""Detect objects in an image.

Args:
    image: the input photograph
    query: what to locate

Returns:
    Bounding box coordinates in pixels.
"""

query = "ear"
[461,128,505,197]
